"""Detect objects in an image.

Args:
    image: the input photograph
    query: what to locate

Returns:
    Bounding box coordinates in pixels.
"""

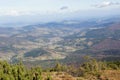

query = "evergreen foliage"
[0,59,120,80]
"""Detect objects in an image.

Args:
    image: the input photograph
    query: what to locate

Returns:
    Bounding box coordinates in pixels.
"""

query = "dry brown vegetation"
[99,70,120,80]
[40,70,120,80]
[42,72,76,80]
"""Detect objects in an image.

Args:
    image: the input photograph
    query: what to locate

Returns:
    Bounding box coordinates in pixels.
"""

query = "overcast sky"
[0,0,120,24]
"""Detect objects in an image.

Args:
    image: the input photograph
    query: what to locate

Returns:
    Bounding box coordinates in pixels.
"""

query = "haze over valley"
[0,0,120,80]
[0,16,120,65]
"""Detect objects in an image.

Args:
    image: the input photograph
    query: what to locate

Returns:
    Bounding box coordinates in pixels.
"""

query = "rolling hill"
[0,17,120,66]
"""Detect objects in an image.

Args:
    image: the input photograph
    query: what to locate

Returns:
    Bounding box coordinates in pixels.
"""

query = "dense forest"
[0,57,120,80]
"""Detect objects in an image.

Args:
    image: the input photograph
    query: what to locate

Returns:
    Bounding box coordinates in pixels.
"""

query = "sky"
[0,0,120,24]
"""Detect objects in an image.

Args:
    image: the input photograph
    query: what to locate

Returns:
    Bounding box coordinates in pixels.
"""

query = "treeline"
[0,58,120,80]
[52,57,120,78]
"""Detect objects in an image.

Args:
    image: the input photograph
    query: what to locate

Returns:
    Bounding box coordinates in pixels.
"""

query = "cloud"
[0,9,36,16]
[60,6,69,10]
[5,10,20,16]
[93,1,120,8]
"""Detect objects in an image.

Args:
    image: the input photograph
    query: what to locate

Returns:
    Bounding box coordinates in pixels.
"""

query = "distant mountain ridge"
[0,16,120,65]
